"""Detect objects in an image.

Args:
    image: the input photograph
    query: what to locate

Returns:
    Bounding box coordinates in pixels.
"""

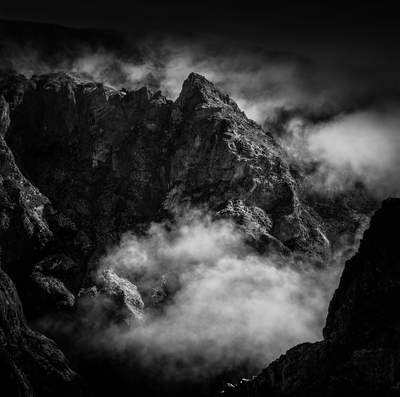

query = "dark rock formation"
[0,94,52,274]
[0,70,366,277]
[324,198,400,349]
[0,267,90,396]
[24,254,83,318]
[221,198,400,397]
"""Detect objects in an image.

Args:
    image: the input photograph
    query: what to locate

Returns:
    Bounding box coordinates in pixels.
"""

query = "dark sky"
[1,1,398,61]
[1,0,399,121]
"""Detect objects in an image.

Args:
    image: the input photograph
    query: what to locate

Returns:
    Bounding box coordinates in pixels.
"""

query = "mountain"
[0,70,380,396]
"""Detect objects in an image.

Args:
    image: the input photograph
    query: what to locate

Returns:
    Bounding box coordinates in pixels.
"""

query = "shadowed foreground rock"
[0,268,90,397]
[221,198,400,397]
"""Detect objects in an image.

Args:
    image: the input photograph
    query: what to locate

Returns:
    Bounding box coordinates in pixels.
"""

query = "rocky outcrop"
[24,254,83,318]
[0,267,90,397]
[168,73,326,259]
[221,198,400,397]
[77,268,144,329]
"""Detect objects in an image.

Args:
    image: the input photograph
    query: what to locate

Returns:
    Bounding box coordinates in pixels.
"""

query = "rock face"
[0,94,53,280]
[0,267,90,397]
[0,70,368,276]
[221,198,400,397]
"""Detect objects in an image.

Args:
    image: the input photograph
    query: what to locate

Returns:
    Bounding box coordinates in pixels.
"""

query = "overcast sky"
[1,2,397,58]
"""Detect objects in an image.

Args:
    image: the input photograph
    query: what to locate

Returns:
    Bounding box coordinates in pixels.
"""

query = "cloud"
[302,105,400,196]
[88,209,342,380]
[3,28,400,132]
[60,50,156,91]
[153,38,308,122]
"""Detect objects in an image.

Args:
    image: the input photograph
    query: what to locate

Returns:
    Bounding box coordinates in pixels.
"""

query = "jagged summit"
[174,72,249,121]
[179,72,233,105]
[0,71,254,130]
[0,71,248,120]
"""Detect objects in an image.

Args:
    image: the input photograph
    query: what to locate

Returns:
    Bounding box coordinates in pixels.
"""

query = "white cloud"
[97,209,340,379]
[306,107,400,195]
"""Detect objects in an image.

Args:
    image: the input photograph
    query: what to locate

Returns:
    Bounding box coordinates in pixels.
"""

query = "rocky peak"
[173,72,244,121]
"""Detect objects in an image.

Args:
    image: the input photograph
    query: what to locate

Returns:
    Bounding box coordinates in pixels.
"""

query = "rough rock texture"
[0,94,53,279]
[168,73,337,262]
[0,267,90,397]
[77,268,144,328]
[221,198,400,397]
[0,72,176,258]
[0,71,353,273]
[24,254,83,318]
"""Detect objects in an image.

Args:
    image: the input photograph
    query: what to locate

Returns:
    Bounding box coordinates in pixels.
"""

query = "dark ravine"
[0,267,90,396]
[221,198,400,397]
[0,69,384,396]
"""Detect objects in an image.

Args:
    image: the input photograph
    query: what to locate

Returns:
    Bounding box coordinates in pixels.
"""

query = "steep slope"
[221,198,400,397]
[1,90,91,396]
[0,94,52,278]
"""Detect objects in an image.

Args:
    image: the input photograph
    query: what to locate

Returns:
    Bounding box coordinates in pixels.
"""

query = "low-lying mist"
[52,208,343,384]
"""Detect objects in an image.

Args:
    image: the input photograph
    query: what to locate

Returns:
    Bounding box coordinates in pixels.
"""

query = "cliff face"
[1,83,91,397]
[0,71,367,280]
[0,70,380,396]
[222,198,400,397]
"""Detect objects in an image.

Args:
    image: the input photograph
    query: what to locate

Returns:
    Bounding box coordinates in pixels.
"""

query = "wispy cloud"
[80,209,342,380]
